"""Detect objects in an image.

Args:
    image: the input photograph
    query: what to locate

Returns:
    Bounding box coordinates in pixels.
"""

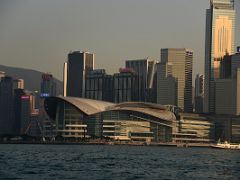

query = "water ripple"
[0,145,240,179]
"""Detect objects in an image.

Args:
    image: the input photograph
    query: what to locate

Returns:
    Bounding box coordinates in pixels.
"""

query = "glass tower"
[204,0,235,113]
[66,51,94,98]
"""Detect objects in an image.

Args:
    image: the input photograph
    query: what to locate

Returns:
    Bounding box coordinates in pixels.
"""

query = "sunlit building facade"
[204,0,235,113]
[159,48,193,112]
[173,113,215,143]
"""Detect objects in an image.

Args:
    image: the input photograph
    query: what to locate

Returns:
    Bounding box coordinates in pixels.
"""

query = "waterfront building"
[194,74,204,113]
[204,0,236,113]
[0,76,14,134]
[126,58,157,102]
[173,113,215,144]
[158,48,193,112]
[44,97,176,142]
[113,68,140,103]
[231,116,240,143]
[40,73,56,98]
[85,69,113,102]
[66,51,94,98]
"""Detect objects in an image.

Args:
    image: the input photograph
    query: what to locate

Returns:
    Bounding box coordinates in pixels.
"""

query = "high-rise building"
[0,76,14,134]
[13,79,24,89]
[85,69,113,102]
[65,51,94,98]
[113,68,140,103]
[63,62,68,97]
[204,0,235,113]
[126,58,157,102]
[14,89,38,134]
[19,95,31,134]
[159,48,193,112]
[194,74,204,113]
[157,62,177,106]
[14,89,25,134]
[0,71,5,79]
[40,73,56,98]
[221,53,240,79]
[215,52,240,115]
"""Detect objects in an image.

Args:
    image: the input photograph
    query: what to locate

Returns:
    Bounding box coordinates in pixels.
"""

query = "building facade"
[159,48,193,112]
[204,0,235,113]
[214,52,240,115]
[66,51,94,98]
[194,74,204,113]
[173,113,215,143]
[85,69,113,102]
[157,62,177,106]
[44,97,176,143]
[126,58,157,102]
[0,76,14,134]
[113,68,140,103]
[40,73,56,98]
[13,79,24,90]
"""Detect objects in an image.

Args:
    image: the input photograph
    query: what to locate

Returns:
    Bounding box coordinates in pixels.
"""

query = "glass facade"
[100,110,173,142]
[173,115,215,143]
[67,51,94,98]
[204,0,235,113]
[55,101,87,138]
[51,100,174,142]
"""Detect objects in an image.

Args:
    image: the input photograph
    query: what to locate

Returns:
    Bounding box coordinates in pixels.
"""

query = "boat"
[211,141,240,150]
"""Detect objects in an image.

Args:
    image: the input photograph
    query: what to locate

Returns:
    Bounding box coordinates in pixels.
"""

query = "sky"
[0,0,240,81]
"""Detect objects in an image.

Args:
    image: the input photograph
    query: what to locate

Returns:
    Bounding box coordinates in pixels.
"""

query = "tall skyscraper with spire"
[204,0,235,113]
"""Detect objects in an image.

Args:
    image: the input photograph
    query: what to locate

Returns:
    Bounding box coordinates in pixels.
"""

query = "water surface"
[0,144,239,179]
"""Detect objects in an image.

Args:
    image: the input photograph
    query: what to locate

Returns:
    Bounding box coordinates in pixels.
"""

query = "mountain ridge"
[0,65,63,95]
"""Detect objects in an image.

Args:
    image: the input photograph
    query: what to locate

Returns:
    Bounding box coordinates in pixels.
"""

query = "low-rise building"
[44,97,176,143]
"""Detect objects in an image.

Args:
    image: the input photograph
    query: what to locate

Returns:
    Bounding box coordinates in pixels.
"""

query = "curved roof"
[107,102,175,121]
[44,96,114,117]
[44,97,176,121]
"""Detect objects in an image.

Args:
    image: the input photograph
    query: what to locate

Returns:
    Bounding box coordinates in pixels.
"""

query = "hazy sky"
[0,0,240,80]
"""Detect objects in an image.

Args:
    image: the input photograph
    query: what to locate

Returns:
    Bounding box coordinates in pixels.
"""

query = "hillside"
[0,65,63,95]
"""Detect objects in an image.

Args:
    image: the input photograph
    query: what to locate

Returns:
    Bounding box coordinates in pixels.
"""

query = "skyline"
[0,0,240,81]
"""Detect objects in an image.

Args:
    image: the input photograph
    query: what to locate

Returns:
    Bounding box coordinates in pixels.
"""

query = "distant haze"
[0,0,240,81]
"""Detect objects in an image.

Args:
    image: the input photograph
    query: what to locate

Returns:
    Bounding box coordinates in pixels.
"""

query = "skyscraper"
[157,62,177,106]
[204,0,235,113]
[14,89,32,134]
[113,68,140,103]
[63,62,68,97]
[40,73,56,98]
[215,52,240,115]
[159,48,193,112]
[13,79,24,89]
[0,76,14,134]
[85,69,113,102]
[66,51,94,98]
[194,74,204,113]
[126,58,157,102]
[0,71,5,79]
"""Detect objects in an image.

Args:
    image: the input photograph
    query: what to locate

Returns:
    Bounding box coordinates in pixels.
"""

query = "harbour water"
[0,144,239,179]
